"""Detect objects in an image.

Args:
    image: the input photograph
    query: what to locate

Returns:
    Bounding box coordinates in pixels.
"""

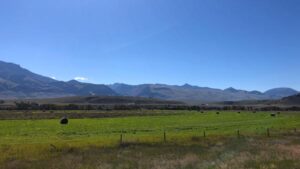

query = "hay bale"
[60,117,69,125]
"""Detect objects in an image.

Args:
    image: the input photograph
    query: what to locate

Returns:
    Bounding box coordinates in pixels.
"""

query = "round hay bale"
[60,117,69,125]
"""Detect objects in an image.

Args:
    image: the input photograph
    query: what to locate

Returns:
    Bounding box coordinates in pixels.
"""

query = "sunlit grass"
[0,111,299,145]
[0,110,300,168]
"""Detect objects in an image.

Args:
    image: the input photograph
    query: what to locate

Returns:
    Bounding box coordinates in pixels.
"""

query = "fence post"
[267,128,270,137]
[120,134,123,144]
[164,131,166,143]
[237,129,240,138]
[203,131,206,138]
[294,128,297,133]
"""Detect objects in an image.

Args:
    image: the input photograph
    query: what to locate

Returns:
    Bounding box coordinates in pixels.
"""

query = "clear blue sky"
[0,0,300,91]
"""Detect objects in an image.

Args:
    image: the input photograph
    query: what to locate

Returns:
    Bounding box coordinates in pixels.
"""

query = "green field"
[1,111,300,169]
[1,111,300,145]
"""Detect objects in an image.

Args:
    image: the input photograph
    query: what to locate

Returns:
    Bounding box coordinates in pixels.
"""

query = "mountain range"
[0,60,298,103]
[0,61,116,99]
[109,84,298,104]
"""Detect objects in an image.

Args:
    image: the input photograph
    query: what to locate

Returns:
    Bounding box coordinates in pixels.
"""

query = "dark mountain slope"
[30,96,184,105]
[279,94,300,105]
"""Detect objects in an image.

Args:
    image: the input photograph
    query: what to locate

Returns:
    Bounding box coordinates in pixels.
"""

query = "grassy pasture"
[0,111,300,145]
[0,110,300,169]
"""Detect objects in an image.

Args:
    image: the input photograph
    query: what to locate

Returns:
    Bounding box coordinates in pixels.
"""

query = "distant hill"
[0,60,298,103]
[264,88,299,99]
[279,94,300,105]
[217,93,300,106]
[29,96,184,105]
[0,61,116,99]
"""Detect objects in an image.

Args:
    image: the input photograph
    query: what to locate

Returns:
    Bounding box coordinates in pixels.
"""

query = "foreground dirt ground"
[1,134,300,169]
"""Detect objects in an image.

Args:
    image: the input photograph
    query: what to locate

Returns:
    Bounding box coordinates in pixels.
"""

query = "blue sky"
[0,0,300,91]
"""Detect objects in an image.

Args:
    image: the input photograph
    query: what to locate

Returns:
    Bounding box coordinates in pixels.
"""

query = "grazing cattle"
[216,112,220,115]
[60,117,69,125]
[271,113,276,117]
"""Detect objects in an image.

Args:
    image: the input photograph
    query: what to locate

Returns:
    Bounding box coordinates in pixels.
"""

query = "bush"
[15,101,39,110]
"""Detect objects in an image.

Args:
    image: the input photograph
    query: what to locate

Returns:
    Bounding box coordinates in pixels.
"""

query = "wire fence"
[115,126,299,145]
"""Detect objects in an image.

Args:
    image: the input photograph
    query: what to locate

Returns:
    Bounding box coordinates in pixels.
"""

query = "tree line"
[0,101,299,111]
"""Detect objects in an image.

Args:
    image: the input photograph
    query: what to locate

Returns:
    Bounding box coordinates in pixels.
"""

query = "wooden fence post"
[294,128,297,133]
[120,134,123,144]
[267,128,270,137]
[164,131,166,143]
[237,129,240,138]
[203,131,206,138]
